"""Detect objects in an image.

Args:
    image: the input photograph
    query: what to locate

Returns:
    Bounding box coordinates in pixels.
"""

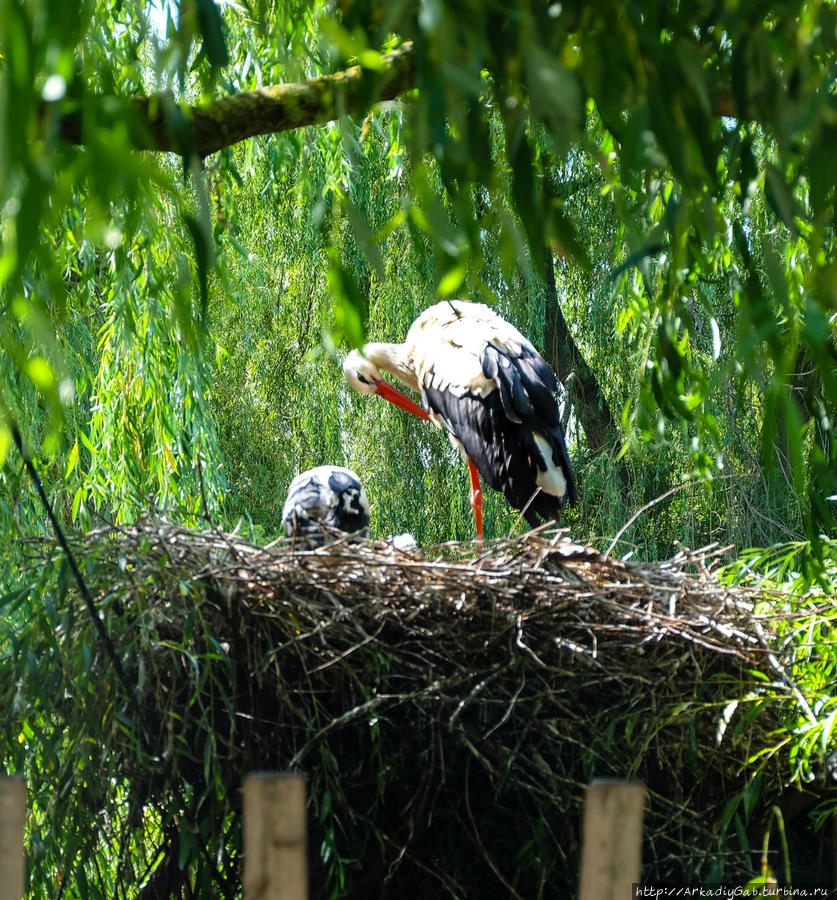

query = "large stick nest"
[25,520,790,897]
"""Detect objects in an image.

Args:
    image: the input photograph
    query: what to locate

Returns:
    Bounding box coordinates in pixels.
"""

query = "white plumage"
[343,300,576,538]
[387,532,419,553]
[282,465,370,545]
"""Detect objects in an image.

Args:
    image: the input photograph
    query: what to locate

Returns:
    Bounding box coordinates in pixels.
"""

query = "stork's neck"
[364,341,419,392]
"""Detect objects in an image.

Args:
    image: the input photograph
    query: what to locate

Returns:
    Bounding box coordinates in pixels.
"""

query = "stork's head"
[342,349,382,396]
[342,347,431,421]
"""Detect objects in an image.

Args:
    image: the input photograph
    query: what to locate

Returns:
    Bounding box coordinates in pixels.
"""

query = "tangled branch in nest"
[12,520,791,898]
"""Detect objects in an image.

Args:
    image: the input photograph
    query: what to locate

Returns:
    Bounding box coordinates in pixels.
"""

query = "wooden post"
[0,775,26,900]
[243,772,308,900]
[578,779,645,900]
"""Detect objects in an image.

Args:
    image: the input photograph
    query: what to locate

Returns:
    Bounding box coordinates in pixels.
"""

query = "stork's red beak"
[374,380,431,421]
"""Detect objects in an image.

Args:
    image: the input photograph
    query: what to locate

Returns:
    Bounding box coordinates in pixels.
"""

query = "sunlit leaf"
[0,426,10,468]
[26,358,55,391]
[65,439,79,479]
[437,265,466,298]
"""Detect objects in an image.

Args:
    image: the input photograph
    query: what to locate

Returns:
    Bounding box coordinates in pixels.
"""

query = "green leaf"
[327,253,368,348]
[183,213,211,325]
[65,439,79,479]
[27,357,55,391]
[195,0,230,68]
[437,266,466,298]
[178,818,198,870]
[0,426,10,467]
[75,863,89,899]
[203,732,214,784]
[764,165,798,233]
[784,397,807,499]
[71,485,84,520]
[357,49,384,71]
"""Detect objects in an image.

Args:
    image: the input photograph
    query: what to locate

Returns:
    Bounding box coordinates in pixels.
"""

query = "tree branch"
[10,423,139,711]
[55,42,415,158]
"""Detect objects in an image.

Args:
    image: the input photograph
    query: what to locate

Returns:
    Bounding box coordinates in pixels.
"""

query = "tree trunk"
[541,253,621,457]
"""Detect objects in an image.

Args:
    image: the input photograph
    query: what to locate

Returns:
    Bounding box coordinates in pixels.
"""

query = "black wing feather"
[516,349,558,415]
[423,342,575,525]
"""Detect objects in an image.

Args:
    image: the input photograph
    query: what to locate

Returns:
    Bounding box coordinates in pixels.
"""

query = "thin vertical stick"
[578,779,645,900]
[0,776,26,900]
[243,772,308,900]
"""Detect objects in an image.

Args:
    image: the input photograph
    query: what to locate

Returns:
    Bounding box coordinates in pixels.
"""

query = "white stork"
[282,465,370,545]
[342,300,576,539]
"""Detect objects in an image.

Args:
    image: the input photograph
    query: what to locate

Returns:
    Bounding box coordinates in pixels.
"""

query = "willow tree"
[1,1,836,894]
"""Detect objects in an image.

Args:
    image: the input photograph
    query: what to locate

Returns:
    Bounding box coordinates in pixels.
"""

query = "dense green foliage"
[0,0,835,895]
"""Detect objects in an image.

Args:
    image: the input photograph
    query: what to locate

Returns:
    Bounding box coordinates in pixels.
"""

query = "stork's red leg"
[372,376,482,538]
[467,457,483,541]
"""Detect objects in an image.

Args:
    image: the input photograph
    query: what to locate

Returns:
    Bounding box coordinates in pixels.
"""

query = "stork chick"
[282,465,370,545]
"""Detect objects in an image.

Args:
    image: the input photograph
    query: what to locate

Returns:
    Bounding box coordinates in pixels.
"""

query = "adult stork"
[282,465,370,545]
[342,300,575,539]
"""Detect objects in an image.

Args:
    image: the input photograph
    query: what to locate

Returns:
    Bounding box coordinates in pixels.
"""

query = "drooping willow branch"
[10,424,139,713]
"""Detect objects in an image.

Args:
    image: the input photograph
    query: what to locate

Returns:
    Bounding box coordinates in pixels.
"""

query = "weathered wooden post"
[0,775,26,900]
[243,772,308,900]
[578,779,646,900]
